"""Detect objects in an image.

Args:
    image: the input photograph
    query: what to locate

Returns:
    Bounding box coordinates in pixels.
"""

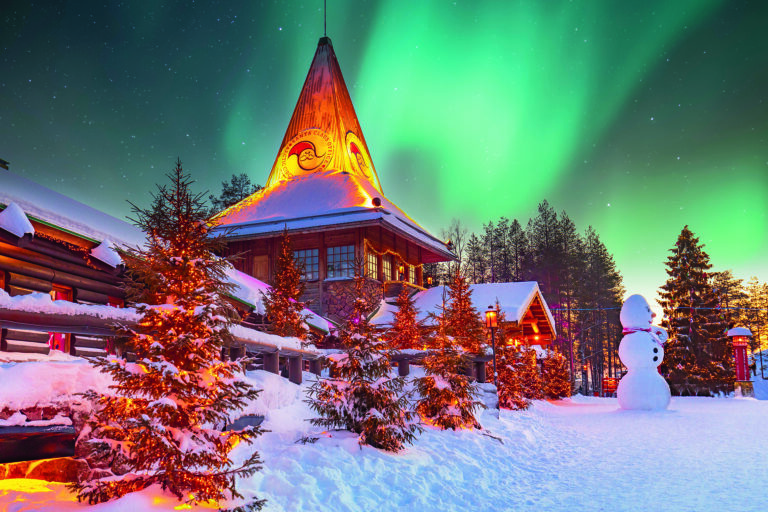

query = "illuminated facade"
[214,37,454,321]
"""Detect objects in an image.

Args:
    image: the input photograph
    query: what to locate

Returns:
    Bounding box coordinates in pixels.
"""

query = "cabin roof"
[0,170,145,248]
[371,281,557,338]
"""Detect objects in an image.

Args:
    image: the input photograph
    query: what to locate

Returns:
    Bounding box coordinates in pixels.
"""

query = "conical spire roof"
[264,36,382,192]
[213,37,454,262]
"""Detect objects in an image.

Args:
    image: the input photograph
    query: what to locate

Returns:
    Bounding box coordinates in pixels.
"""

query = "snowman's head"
[620,294,655,329]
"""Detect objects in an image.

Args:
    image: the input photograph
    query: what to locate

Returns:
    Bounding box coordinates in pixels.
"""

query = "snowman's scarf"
[622,327,665,346]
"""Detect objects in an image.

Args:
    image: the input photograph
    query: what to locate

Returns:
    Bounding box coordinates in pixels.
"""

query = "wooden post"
[475,360,486,383]
[0,328,7,352]
[289,355,303,385]
[398,359,410,377]
[69,334,77,356]
[263,351,279,374]
[309,358,322,375]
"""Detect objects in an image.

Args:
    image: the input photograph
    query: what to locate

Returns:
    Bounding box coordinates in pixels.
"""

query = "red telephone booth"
[727,327,753,397]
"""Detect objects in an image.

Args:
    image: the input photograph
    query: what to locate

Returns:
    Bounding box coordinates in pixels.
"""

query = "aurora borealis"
[2,0,766,308]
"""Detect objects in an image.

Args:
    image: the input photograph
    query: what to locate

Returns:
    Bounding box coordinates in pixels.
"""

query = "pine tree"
[445,269,485,353]
[518,347,544,399]
[72,160,264,510]
[305,266,420,451]
[263,229,307,339]
[415,301,483,429]
[541,350,571,399]
[386,285,422,350]
[209,173,262,215]
[495,344,529,410]
[659,226,732,396]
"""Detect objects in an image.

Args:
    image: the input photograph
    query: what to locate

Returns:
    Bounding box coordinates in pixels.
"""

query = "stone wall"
[322,277,382,323]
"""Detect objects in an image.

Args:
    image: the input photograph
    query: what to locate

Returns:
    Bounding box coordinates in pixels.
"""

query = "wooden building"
[371,281,557,348]
[0,169,143,356]
[213,37,454,322]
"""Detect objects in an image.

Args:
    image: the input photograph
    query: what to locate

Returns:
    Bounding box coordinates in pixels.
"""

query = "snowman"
[617,294,671,410]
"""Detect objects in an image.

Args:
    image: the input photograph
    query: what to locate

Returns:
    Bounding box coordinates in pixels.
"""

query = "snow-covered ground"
[2,364,768,511]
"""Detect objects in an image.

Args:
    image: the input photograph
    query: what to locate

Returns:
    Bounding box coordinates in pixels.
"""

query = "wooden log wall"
[0,237,123,355]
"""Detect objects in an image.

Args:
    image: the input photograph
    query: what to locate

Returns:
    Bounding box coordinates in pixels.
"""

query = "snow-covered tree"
[445,269,485,353]
[263,228,307,339]
[659,226,731,396]
[306,266,420,451]
[72,160,264,510]
[386,285,422,350]
[415,298,482,430]
[541,350,571,399]
[495,345,529,410]
[519,347,544,400]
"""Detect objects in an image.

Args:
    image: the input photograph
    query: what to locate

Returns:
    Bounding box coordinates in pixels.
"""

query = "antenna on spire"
[323,0,327,37]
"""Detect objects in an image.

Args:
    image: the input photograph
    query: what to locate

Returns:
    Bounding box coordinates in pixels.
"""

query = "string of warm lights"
[363,239,423,271]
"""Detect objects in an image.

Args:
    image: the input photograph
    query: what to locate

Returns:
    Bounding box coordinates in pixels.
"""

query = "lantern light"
[485,307,498,329]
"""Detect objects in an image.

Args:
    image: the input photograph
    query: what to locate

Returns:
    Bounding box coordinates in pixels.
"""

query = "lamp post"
[485,306,499,387]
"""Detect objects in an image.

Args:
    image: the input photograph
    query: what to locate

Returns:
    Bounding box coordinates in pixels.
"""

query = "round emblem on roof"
[280,129,333,177]
[345,131,373,180]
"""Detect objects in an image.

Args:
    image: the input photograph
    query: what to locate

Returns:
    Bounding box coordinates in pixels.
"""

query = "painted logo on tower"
[345,131,373,180]
[280,129,334,178]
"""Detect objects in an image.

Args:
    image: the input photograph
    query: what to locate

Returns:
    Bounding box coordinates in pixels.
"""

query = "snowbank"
[3,362,768,511]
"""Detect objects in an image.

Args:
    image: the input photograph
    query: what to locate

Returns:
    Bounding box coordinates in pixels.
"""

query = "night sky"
[2,0,766,310]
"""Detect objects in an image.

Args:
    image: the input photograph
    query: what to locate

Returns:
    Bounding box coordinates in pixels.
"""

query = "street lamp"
[485,306,499,387]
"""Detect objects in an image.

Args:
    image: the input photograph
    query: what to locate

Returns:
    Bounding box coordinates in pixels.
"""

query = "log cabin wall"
[0,233,124,356]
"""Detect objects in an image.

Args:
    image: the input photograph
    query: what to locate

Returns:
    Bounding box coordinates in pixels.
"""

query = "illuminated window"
[366,251,378,279]
[294,248,319,281]
[409,265,416,284]
[383,255,392,281]
[327,245,354,278]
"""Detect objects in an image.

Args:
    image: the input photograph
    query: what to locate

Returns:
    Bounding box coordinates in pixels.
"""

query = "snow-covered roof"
[370,281,556,335]
[212,171,452,260]
[210,37,453,263]
[0,202,34,237]
[226,268,332,333]
[0,170,145,247]
[727,327,752,337]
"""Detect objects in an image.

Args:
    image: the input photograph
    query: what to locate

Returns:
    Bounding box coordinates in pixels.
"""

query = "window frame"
[293,248,320,281]
[327,245,355,279]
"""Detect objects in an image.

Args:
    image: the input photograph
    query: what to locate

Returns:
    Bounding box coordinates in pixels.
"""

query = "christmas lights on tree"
[445,269,485,353]
[264,228,308,340]
[386,285,422,350]
[541,350,571,399]
[71,160,265,511]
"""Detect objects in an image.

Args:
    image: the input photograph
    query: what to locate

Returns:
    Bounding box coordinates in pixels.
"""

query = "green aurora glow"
[2,0,766,309]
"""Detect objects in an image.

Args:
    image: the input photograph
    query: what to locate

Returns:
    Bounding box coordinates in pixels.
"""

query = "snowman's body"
[617,295,671,410]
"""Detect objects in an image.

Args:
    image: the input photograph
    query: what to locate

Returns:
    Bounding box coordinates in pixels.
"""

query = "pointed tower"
[264,36,382,193]
[214,37,454,321]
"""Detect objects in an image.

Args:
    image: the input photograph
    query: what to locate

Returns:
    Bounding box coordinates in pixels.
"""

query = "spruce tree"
[387,285,422,350]
[495,345,529,410]
[306,266,420,451]
[72,160,264,510]
[209,173,262,215]
[445,269,485,353]
[659,226,732,396]
[519,347,544,400]
[264,228,308,339]
[415,302,483,429]
[541,350,571,399]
